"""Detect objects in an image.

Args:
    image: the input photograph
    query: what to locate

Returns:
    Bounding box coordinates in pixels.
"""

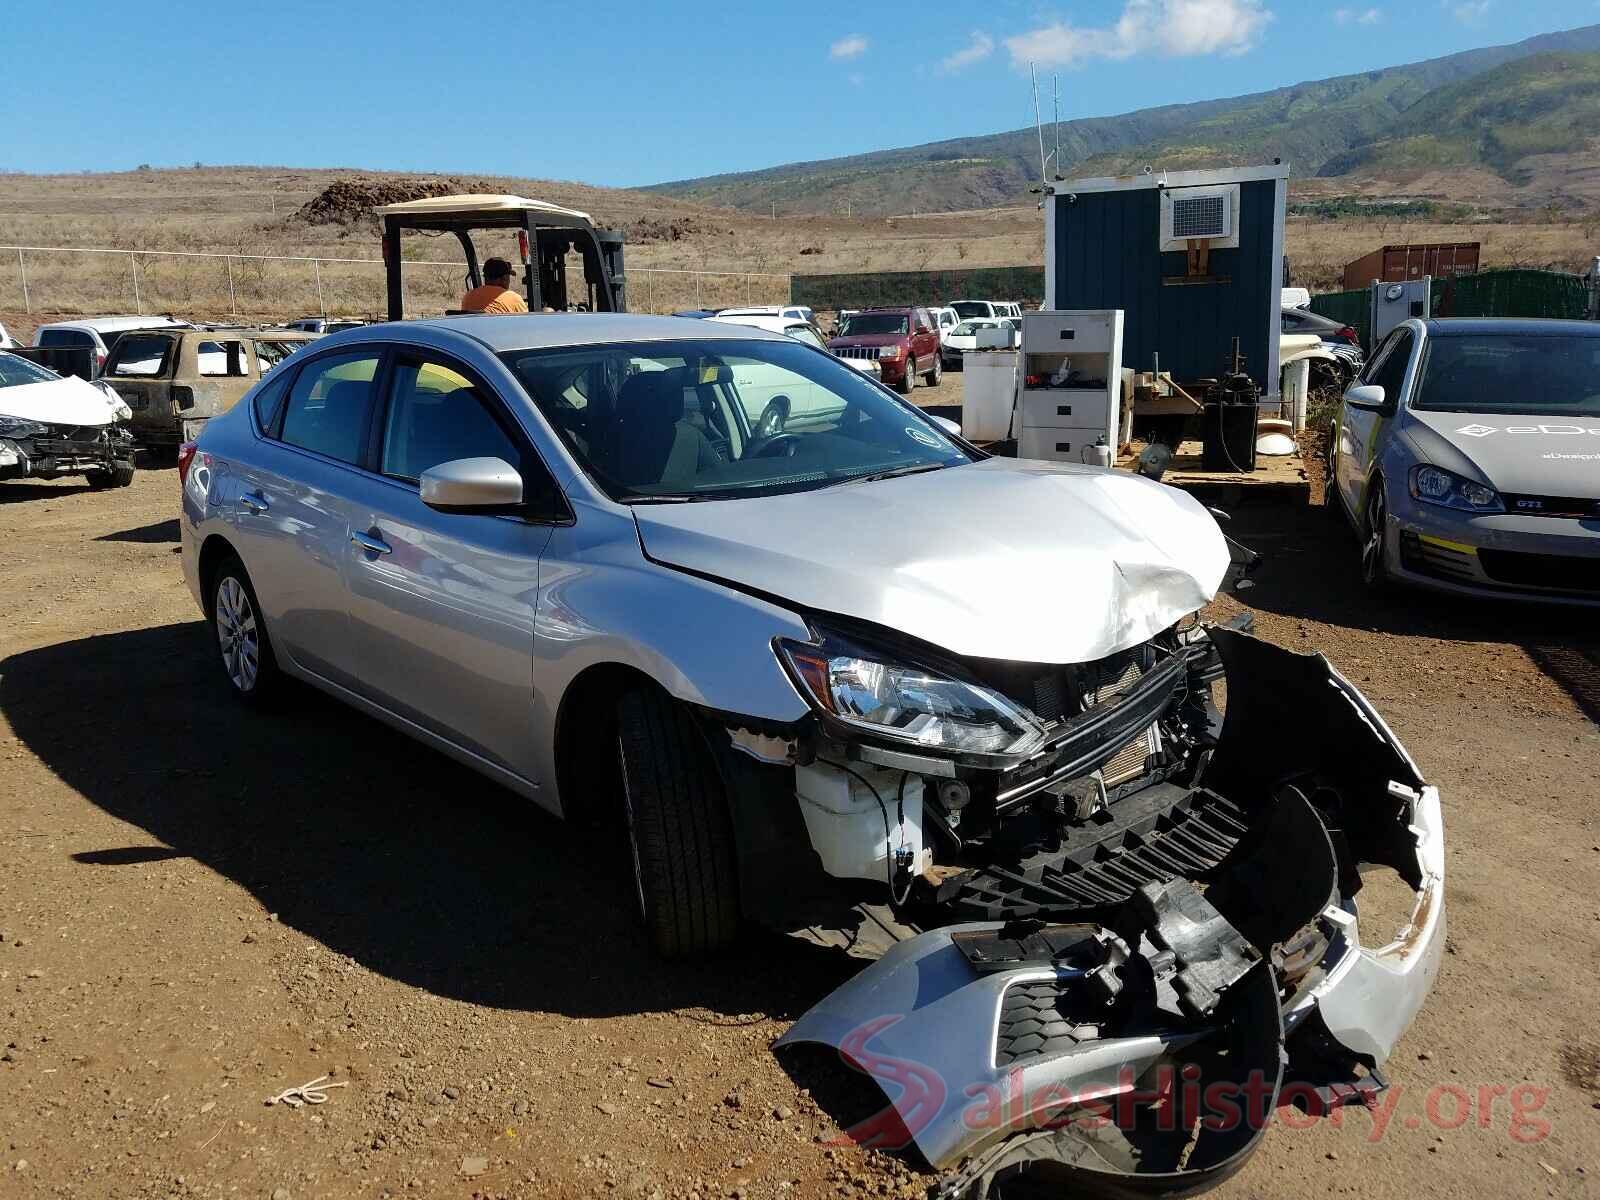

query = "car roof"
[1421,317,1600,337]
[37,315,188,333]
[709,314,808,334]
[333,313,789,353]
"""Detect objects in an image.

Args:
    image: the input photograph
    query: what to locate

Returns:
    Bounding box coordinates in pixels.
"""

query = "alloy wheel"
[1362,487,1387,586]
[215,576,259,693]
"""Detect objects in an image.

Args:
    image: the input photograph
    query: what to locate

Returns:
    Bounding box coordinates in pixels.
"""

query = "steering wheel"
[753,433,801,459]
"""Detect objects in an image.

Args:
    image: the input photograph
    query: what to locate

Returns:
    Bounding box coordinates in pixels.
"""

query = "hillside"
[648,24,1600,215]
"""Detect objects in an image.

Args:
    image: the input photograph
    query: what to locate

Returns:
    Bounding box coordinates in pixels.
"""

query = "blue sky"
[0,0,1590,187]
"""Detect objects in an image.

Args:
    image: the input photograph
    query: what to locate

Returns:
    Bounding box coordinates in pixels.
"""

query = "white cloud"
[1005,0,1273,69]
[940,31,996,73]
[829,34,869,61]
[1451,0,1491,23]
[1334,6,1382,24]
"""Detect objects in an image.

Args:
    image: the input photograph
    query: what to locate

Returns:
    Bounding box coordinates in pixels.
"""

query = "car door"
[193,336,255,430]
[231,347,383,690]
[1337,328,1413,519]
[338,349,558,785]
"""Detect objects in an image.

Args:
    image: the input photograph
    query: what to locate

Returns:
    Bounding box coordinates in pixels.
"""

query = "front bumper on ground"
[776,630,1445,1197]
[1386,491,1600,604]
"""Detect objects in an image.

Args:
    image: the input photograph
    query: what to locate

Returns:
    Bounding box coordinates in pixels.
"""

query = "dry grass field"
[0,165,1595,328]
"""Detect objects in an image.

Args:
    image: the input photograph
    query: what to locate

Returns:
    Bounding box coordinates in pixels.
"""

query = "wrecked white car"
[0,351,137,487]
[180,316,1442,1194]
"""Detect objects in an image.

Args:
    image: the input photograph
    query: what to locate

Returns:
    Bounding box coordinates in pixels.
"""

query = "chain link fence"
[0,244,790,322]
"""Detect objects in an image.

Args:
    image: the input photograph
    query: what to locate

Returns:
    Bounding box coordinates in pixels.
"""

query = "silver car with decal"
[182,314,1443,1195]
[1331,317,1600,602]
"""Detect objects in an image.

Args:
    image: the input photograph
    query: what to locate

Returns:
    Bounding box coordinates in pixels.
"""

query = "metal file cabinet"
[1016,310,1124,464]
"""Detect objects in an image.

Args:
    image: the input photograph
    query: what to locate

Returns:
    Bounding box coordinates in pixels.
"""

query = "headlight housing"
[877,345,904,360]
[778,636,1046,756]
[0,414,48,439]
[1409,464,1503,513]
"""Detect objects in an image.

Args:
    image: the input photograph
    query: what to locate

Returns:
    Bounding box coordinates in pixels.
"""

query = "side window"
[198,340,248,377]
[279,351,380,464]
[253,339,298,372]
[1368,330,1414,402]
[380,357,521,482]
[106,334,174,377]
[251,371,292,433]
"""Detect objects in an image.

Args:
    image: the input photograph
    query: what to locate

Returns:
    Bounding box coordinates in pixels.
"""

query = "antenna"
[1031,63,1048,193]
[1052,74,1062,180]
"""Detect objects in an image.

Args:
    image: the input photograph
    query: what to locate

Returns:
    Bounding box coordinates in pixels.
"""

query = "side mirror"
[420,456,524,511]
[1344,384,1389,412]
[929,415,962,437]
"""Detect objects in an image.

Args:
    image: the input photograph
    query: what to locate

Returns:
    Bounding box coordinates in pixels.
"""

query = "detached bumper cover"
[777,631,1445,1195]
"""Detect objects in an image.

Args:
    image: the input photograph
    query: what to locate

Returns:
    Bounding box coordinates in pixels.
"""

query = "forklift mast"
[376,196,626,320]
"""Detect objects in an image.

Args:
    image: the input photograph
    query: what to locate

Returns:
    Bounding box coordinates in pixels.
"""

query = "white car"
[715,305,816,325]
[941,317,1013,366]
[0,352,137,486]
[712,312,881,381]
[32,315,190,374]
[0,321,19,351]
[926,305,960,345]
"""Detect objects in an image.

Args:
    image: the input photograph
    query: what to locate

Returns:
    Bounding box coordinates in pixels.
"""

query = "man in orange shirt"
[459,258,529,314]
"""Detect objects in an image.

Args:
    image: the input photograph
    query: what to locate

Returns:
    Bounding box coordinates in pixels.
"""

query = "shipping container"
[1341,243,1479,292]
[1046,164,1288,404]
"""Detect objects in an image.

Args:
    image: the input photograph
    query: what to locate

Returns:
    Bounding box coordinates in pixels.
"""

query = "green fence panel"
[792,266,1046,313]
[1433,269,1588,321]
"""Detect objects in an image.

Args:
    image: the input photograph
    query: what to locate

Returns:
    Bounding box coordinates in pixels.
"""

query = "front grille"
[1478,548,1600,594]
[835,347,880,361]
[995,980,1100,1066]
[1501,494,1600,519]
[1399,531,1478,583]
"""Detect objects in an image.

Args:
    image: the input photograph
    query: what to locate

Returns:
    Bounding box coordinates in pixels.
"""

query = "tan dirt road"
[0,461,1596,1199]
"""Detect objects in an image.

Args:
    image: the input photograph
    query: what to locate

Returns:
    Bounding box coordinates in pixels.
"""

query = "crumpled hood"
[0,374,125,428]
[632,457,1229,664]
[1406,408,1600,499]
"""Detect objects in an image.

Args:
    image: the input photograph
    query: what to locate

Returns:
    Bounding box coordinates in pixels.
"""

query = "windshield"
[953,320,996,336]
[499,337,971,502]
[0,353,60,388]
[838,313,907,336]
[950,302,988,319]
[1413,333,1600,417]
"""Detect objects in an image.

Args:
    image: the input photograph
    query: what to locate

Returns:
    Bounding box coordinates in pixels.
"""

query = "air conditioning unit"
[1159,184,1239,251]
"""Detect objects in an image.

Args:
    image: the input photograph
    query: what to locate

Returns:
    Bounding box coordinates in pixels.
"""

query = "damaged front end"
[764,623,1444,1196]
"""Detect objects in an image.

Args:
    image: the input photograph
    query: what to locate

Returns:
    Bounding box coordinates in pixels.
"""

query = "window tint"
[1368,330,1413,403]
[381,358,520,482]
[279,352,379,464]
[107,334,174,377]
[39,329,95,348]
[251,371,292,433]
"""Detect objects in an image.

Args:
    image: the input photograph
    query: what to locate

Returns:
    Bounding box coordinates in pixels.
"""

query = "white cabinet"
[1016,310,1123,464]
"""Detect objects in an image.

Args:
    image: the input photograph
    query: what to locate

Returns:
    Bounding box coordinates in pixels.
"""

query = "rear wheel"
[925,353,942,386]
[615,687,740,958]
[899,356,917,394]
[209,556,282,705]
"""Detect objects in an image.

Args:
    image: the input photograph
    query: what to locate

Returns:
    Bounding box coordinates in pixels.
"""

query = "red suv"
[827,306,942,393]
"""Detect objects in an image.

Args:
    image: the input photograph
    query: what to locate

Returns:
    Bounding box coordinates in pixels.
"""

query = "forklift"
[374,194,626,319]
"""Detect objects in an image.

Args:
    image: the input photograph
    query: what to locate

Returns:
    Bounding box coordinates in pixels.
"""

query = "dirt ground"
[1,455,1597,1200]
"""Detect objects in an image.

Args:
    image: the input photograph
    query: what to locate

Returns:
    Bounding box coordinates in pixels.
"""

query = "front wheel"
[616,687,741,958]
[1361,479,1391,592]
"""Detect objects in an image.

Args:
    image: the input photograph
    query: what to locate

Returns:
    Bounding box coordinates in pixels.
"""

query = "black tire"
[898,356,916,394]
[207,554,282,706]
[1360,477,1391,593]
[1323,425,1341,516]
[111,459,135,488]
[925,353,942,386]
[616,687,740,958]
[85,469,115,491]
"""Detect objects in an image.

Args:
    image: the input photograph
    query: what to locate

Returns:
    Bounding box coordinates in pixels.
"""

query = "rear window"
[38,329,95,349]
[107,335,174,377]
[1414,333,1600,417]
[198,340,248,377]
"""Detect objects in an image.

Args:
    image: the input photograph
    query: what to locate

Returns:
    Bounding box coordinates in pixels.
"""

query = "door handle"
[350,530,392,556]
[239,491,270,514]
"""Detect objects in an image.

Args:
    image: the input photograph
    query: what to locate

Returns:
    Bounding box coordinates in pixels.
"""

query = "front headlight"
[877,345,904,360]
[778,637,1046,756]
[0,414,47,438]
[1409,464,1503,513]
